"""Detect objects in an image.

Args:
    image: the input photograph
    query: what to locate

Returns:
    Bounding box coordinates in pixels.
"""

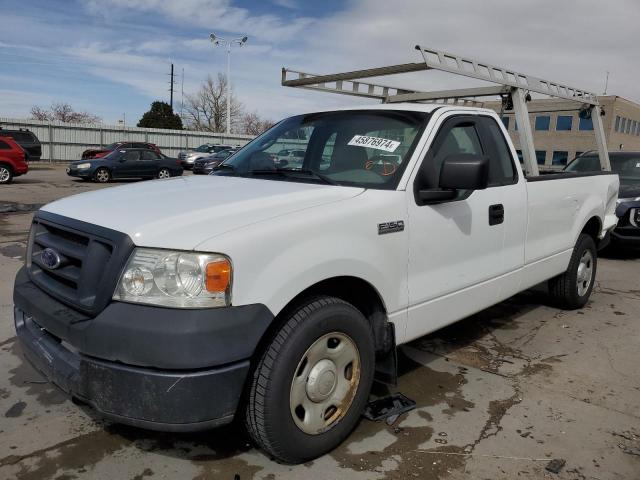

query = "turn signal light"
[206,259,231,292]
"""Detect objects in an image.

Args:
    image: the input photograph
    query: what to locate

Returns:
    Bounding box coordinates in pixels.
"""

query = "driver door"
[405,114,518,341]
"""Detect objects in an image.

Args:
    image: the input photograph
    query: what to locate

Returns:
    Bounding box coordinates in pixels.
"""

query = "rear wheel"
[93,167,111,183]
[548,233,597,309]
[0,165,13,184]
[157,168,171,179]
[245,296,375,464]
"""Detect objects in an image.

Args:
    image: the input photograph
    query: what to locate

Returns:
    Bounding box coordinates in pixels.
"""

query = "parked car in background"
[67,148,182,183]
[274,148,306,168]
[81,142,161,160]
[179,144,235,169]
[0,127,41,160]
[566,151,640,246]
[0,136,29,183]
[192,148,239,175]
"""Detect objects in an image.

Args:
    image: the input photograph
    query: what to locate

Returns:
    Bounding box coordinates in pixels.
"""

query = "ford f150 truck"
[13,49,620,464]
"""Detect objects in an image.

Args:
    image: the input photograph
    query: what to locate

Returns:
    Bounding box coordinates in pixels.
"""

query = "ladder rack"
[281,45,610,175]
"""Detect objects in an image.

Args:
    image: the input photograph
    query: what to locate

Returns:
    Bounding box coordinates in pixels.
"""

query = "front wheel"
[245,296,375,464]
[93,167,111,183]
[157,168,171,179]
[0,165,13,184]
[548,233,597,309]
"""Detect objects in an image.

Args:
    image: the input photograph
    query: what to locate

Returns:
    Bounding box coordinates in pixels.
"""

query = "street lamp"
[210,33,248,135]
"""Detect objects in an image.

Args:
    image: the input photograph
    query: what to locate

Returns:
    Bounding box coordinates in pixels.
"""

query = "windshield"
[104,143,120,150]
[566,154,640,184]
[194,144,212,152]
[103,150,123,160]
[218,110,428,189]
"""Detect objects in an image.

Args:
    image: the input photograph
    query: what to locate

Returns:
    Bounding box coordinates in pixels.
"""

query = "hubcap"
[0,167,9,182]
[96,170,109,182]
[159,169,170,179]
[576,250,594,297]
[290,332,360,435]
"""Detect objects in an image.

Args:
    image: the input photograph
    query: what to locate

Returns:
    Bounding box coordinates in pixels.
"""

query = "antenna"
[604,71,609,95]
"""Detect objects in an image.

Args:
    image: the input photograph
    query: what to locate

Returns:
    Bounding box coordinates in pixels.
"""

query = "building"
[484,95,640,168]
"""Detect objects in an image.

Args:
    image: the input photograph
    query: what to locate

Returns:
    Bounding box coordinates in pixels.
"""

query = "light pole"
[210,33,248,135]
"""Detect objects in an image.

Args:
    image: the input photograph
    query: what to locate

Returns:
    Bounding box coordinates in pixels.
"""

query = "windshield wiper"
[250,168,338,186]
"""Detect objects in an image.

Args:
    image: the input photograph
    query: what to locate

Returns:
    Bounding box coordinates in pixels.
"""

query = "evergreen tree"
[137,101,183,129]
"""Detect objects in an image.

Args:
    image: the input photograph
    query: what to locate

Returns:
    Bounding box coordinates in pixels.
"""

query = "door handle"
[489,204,504,226]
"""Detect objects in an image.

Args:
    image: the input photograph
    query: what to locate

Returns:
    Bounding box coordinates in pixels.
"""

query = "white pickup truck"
[14,103,618,463]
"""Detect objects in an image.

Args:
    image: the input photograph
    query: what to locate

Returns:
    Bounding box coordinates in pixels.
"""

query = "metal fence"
[0,117,255,162]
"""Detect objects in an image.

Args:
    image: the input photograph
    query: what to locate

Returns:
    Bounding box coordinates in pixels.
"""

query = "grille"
[27,213,133,316]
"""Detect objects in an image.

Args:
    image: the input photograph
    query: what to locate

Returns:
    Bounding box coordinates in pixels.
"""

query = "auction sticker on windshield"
[348,135,401,153]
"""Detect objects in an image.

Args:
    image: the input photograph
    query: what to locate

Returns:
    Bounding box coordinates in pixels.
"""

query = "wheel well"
[0,162,14,173]
[257,276,391,359]
[581,216,601,242]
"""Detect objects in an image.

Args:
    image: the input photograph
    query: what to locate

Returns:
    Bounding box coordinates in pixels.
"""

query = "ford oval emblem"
[41,248,62,270]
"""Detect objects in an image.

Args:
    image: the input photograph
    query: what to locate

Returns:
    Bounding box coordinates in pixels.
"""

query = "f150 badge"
[378,221,405,235]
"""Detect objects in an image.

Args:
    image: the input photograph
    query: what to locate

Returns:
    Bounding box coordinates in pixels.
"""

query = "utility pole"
[180,67,185,120]
[168,63,176,110]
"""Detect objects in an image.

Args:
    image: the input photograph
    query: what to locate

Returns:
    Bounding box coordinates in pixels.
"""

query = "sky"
[1,0,639,126]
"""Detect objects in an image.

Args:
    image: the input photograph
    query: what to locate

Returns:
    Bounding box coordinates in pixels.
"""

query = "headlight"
[77,163,91,169]
[113,248,232,308]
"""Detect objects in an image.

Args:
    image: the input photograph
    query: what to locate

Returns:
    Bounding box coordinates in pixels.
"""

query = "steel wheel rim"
[576,250,594,297]
[158,169,170,179]
[0,167,10,182]
[96,169,109,182]
[290,332,361,435]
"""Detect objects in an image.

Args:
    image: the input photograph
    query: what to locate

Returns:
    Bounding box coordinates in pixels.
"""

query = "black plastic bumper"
[611,226,640,245]
[13,268,275,431]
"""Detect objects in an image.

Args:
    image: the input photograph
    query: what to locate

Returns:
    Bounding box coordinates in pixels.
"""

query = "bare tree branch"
[30,103,101,124]
[184,73,244,133]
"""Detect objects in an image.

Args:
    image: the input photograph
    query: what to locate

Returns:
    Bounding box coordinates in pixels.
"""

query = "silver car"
[179,144,235,169]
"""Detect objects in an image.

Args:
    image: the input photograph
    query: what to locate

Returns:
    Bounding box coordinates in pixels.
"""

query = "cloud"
[272,0,299,9]
[82,0,314,41]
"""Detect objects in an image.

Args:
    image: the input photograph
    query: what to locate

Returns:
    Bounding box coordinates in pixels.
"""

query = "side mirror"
[439,154,489,190]
[417,154,489,204]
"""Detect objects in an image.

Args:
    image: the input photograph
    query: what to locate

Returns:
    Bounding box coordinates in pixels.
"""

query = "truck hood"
[41,176,364,250]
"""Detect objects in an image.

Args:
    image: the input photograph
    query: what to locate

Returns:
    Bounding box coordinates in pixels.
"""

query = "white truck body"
[42,103,619,345]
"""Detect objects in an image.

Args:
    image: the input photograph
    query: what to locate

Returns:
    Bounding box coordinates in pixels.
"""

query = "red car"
[0,136,28,184]
[81,142,161,159]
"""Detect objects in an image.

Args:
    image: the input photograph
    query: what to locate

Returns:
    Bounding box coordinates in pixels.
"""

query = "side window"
[432,124,483,176]
[141,150,158,160]
[481,118,517,185]
[124,150,140,161]
[0,140,10,150]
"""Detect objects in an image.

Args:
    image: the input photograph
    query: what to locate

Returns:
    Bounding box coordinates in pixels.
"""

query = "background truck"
[13,46,619,463]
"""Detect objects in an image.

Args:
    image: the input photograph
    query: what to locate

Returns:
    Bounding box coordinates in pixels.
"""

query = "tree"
[30,103,101,124]
[137,101,183,129]
[184,73,243,133]
[241,111,275,136]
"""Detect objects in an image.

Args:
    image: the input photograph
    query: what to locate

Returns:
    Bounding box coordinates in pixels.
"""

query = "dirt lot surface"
[1,165,639,479]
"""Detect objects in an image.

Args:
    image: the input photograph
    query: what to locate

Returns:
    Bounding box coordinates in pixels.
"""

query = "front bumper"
[13,268,274,431]
[612,201,640,245]
[66,167,91,178]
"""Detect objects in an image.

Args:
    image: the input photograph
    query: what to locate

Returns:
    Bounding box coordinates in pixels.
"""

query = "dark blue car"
[67,148,183,183]
[566,151,640,246]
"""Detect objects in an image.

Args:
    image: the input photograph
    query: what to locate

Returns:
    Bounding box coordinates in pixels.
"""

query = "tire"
[245,296,375,464]
[0,165,13,184]
[548,233,597,309]
[157,168,171,179]
[93,167,111,183]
